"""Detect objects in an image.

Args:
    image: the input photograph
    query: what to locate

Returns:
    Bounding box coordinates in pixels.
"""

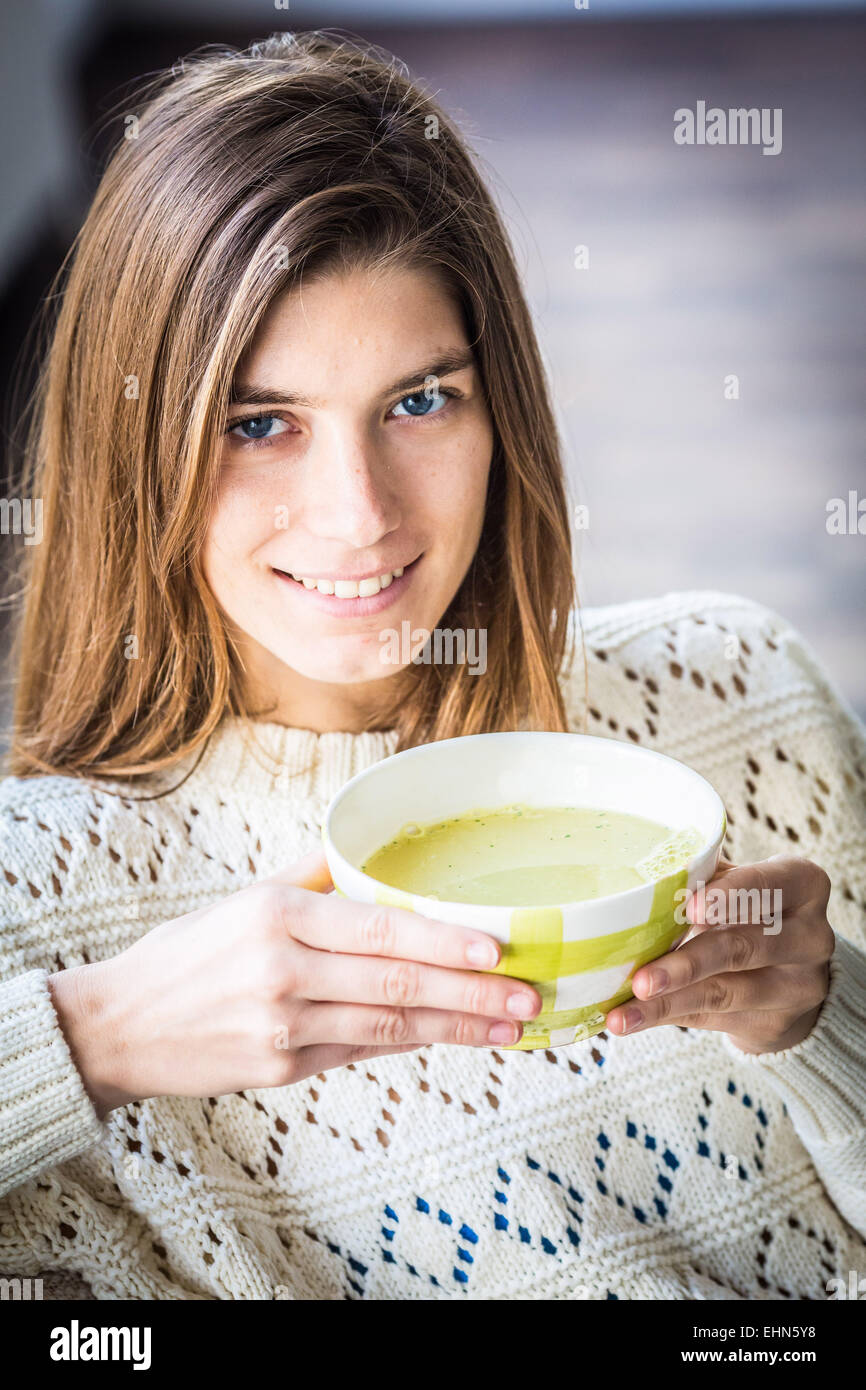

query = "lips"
[272,554,421,617]
[277,565,405,599]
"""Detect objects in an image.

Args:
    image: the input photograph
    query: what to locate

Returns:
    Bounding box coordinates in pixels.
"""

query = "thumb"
[260,846,334,894]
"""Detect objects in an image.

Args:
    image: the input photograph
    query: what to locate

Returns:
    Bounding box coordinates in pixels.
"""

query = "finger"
[681,852,736,935]
[613,1009,781,1039]
[294,943,541,1020]
[290,1001,523,1049]
[608,965,827,1034]
[630,1008,819,1051]
[685,856,826,929]
[279,886,504,972]
[631,915,826,1001]
[678,845,739,934]
[286,1041,424,1077]
[261,848,334,894]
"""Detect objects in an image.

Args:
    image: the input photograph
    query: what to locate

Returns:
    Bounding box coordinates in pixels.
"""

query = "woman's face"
[201,264,494,731]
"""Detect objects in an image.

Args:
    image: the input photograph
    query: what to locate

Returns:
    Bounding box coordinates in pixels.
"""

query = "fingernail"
[620,1008,643,1033]
[466,941,498,969]
[645,968,669,997]
[506,991,538,1018]
[489,1020,520,1044]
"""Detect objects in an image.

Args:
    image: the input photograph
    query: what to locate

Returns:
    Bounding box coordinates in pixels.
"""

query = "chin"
[276,647,399,687]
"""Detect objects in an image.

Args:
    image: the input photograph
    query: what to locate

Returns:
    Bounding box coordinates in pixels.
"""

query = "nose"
[302,416,401,551]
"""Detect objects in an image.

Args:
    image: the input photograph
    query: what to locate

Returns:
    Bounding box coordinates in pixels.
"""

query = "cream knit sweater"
[1,590,865,1301]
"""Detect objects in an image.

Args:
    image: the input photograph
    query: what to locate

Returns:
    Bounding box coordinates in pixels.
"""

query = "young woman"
[1,32,864,1302]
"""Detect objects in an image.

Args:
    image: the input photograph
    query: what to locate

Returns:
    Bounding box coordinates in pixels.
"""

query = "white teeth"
[285,566,409,598]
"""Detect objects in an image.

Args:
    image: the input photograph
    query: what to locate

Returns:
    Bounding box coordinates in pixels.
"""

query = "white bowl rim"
[322,730,727,915]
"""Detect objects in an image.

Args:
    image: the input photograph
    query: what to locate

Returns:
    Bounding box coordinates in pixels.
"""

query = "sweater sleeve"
[0,968,104,1198]
[715,603,866,1240]
[721,933,866,1239]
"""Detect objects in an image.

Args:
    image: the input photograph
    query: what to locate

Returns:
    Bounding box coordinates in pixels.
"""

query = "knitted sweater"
[1,589,865,1302]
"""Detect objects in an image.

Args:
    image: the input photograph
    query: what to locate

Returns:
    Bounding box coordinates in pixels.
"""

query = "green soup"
[361,804,702,906]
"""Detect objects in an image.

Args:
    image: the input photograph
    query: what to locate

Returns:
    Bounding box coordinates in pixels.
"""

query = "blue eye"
[391,387,452,418]
[228,414,290,442]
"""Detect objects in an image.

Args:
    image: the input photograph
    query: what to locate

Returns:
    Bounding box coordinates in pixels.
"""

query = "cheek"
[203,470,278,579]
[416,414,493,520]
[443,424,493,534]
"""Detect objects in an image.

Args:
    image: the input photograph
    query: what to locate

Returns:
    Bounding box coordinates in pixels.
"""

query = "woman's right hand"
[48,849,542,1118]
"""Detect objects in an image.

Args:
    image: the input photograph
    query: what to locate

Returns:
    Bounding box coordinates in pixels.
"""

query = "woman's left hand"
[606,854,836,1055]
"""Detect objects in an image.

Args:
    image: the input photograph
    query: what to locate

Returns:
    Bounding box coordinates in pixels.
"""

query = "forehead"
[235,264,467,396]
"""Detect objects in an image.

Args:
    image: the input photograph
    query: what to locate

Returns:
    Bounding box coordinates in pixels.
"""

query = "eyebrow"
[228,348,477,410]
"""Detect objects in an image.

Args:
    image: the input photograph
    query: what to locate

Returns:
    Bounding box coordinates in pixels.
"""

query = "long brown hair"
[3,30,585,783]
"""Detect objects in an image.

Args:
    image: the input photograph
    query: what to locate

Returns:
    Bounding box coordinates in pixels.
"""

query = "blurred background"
[1,0,864,734]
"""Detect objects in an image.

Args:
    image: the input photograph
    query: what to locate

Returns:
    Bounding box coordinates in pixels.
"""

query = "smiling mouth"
[272,555,421,599]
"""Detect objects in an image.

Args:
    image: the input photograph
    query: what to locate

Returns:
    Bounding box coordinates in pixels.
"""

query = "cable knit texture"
[0,589,865,1301]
